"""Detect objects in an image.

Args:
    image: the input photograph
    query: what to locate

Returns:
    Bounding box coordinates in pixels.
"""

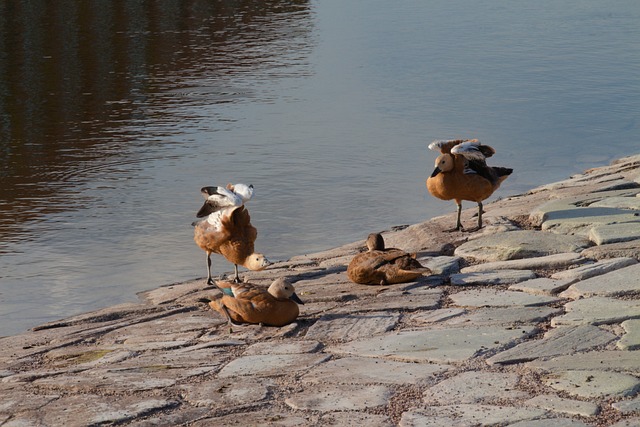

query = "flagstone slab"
[589,222,640,245]
[242,340,322,355]
[443,307,562,327]
[192,411,315,427]
[507,420,591,427]
[419,256,461,276]
[461,253,585,273]
[179,377,272,408]
[423,371,529,404]
[318,411,393,427]
[612,396,640,414]
[217,353,330,378]
[285,384,393,411]
[551,296,640,326]
[559,262,640,299]
[399,404,548,426]
[541,210,639,237]
[0,390,60,416]
[581,240,640,261]
[590,196,640,210]
[410,308,467,325]
[619,319,640,351]
[449,289,560,308]
[305,312,399,342]
[450,270,537,286]
[524,394,599,417]
[399,413,476,427]
[552,257,637,283]
[487,325,617,365]
[5,395,178,427]
[509,277,575,296]
[327,289,442,314]
[527,350,640,373]
[542,370,640,398]
[329,326,537,363]
[302,356,448,386]
[454,230,591,262]
[610,419,640,427]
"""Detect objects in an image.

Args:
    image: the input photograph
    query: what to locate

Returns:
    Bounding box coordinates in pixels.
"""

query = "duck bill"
[430,167,441,178]
[290,292,305,305]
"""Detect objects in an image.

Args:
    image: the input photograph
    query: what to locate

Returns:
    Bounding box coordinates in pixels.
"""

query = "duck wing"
[429,139,479,154]
[196,186,243,218]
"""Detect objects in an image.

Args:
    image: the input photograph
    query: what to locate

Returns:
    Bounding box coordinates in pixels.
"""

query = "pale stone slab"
[329,326,537,363]
[217,353,330,378]
[591,196,640,210]
[461,253,585,273]
[449,289,560,308]
[527,350,640,373]
[543,370,640,398]
[552,257,637,283]
[305,312,399,342]
[487,325,617,365]
[332,289,442,313]
[507,420,591,427]
[450,270,537,286]
[454,230,590,262]
[285,384,392,411]
[423,371,529,404]
[542,211,639,237]
[419,256,461,276]
[610,419,640,427]
[400,405,547,426]
[590,222,640,245]
[180,377,272,408]
[302,356,448,385]
[410,308,466,324]
[524,394,599,417]
[399,412,475,427]
[619,319,640,350]
[581,240,640,261]
[444,307,562,327]
[551,296,640,326]
[319,412,393,427]
[194,411,314,426]
[509,277,575,296]
[559,262,640,299]
[612,396,640,414]
[242,340,321,355]
[5,395,177,427]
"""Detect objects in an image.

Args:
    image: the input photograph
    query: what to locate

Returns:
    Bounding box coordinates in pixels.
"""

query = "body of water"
[1,0,639,336]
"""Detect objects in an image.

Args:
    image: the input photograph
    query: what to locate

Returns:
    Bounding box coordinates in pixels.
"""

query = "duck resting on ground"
[426,139,512,232]
[347,233,431,285]
[200,277,304,327]
[193,183,270,284]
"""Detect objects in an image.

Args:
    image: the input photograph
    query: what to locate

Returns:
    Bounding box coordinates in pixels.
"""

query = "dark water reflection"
[1,0,639,336]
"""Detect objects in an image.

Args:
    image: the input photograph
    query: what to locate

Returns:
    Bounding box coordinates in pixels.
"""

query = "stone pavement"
[1,155,640,426]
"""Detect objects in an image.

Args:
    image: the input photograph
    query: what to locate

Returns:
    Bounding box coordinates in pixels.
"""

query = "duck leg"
[233,264,241,283]
[206,252,214,285]
[463,202,483,232]
[446,203,464,232]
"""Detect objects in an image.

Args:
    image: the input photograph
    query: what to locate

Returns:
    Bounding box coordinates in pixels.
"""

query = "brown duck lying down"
[347,233,431,285]
[200,277,304,327]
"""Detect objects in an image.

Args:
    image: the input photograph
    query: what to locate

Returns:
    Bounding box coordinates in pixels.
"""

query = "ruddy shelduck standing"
[427,139,512,231]
[347,233,431,285]
[201,277,304,326]
[193,183,270,284]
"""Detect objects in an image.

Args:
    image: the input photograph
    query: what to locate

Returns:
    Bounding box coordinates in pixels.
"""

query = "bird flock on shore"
[193,139,512,327]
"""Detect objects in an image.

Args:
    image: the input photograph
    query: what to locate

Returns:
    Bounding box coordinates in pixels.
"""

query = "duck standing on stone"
[193,183,270,284]
[426,139,512,232]
[200,277,304,327]
[347,233,431,285]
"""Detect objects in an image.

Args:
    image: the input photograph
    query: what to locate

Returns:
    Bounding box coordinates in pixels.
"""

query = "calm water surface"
[1,0,639,336]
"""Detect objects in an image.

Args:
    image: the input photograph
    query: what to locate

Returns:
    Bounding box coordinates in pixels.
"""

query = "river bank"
[1,155,640,426]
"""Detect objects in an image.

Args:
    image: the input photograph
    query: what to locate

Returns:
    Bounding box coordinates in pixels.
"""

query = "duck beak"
[430,167,441,178]
[290,292,304,305]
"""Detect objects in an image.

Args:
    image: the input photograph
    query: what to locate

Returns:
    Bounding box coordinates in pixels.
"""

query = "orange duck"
[201,277,304,326]
[347,233,431,285]
[193,184,270,284]
[426,139,512,231]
